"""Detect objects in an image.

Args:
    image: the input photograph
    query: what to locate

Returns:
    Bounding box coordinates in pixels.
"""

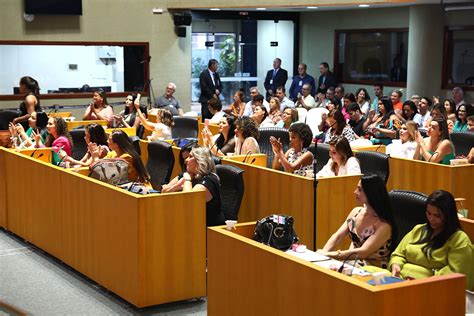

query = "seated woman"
[208,97,226,124]
[83,90,115,127]
[201,114,236,157]
[276,107,298,129]
[389,190,473,289]
[428,103,454,133]
[114,94,144,131]
[252,104,274,128]
[134,94,173,141]
[268,97,282,125]
[414,118,454,165]
[453,103,473,132]
[9,111,48,149]
[366,97,401,145]
[386,121,418,159]
[317,174,397,268]
[443,99,457,122]
[316,136,361,178]
[60,123,109,167]
[43,117,73,165]
[234,116,260,155]
[400,100,422,127]
[323,110,356,144]
[229,90,245,117]
[161,146,225,227]
[93,130,150,184]
[270,122,314,177]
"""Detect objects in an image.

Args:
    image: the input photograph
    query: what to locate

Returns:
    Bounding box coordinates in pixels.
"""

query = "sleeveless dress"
[287,148,314,177]
[346,208,391,268]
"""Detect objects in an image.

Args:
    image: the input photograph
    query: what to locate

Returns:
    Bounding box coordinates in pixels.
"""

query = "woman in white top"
[234,116,260,155]
[134,94,173,140]
[271,122,314,177]
[386,121,418,159]
[317,136,361,178]
[208,96,226,124]
[252,104,274,128]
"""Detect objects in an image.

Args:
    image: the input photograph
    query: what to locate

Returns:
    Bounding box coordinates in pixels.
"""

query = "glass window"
[443,27,474,89]
[335,29,408,85]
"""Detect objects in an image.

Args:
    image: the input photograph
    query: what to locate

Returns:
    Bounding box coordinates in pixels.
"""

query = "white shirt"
[280,97,295,112]
[296,95,316,109]
[148,122,172,141]
[316,156,361,178]
[243,99,270,117]
[259,116,275,128]
[386,139,417,159]
[420,111,432,128]
[210,110,225,124]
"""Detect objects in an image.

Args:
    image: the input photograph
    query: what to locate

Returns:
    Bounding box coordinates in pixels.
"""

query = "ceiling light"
[358,4,370,8]
[256,8,266,11]
[307,6,319,9]
[210,8,220,11]
[444,5,474,11]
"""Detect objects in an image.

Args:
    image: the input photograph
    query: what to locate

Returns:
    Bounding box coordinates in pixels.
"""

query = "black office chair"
[388,190,428,249]
[314,143,330,174]
[216,164,245,221]
[129,136,141,156]
[355,150,390,183]
[147,141,175,190]
[172,117,198,139]
[70,129,87,160]
[258,127,290,168]
[0,110,20,130]
[450,132,474,157]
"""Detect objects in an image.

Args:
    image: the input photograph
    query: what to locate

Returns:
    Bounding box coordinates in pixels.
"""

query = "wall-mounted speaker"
[175,26,187,38]
[173,13,192,26]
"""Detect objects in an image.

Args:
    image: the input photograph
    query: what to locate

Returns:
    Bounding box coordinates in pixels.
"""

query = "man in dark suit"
[317,62,338,95]
[199,59,222,121]
[263,58,288,100]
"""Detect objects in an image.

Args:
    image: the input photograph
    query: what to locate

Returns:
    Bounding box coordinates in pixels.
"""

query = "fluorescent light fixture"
[256,8,266,10]
[445,5,474,11]
[358,4,370,8]
[210,8,220,11]
[307,6,319,9]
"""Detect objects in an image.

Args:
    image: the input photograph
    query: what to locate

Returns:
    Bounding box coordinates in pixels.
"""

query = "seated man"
[347,103,366,137]
[276,86,295,112]
[154,82,184,116]
[243,86,269,116]
[295,83,316,110]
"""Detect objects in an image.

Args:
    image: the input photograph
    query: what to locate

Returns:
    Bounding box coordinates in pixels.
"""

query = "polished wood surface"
[48,112,72,118]
[222,158,360,249]
[460,217,474,244]
[222,154,267,168]
[0,149,7,228]
[104,127,136,136]
[208,223,466,316]
[16,148,52,163]
[352,144,386,153]
[1,148,207,308]
[66,120,107,130]
[388,157,474,219]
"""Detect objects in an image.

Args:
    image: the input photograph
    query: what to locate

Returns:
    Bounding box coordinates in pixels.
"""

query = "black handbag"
[253,215,298,251]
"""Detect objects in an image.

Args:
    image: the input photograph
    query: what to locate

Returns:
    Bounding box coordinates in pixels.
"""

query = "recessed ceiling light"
[210,8,220,11]
[307,6,319,9]
[256,8,266,11]
[358,4,370,8]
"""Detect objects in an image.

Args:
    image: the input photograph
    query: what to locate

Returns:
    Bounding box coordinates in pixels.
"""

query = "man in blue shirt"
[289,63,316,101]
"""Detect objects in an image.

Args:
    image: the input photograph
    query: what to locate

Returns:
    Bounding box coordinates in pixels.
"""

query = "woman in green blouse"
[390,190,473,289]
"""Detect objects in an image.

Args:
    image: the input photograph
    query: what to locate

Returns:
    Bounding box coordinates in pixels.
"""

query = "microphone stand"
[312,147,319,250]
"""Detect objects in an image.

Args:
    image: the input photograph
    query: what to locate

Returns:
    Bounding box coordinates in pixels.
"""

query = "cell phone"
[204,119,210,128]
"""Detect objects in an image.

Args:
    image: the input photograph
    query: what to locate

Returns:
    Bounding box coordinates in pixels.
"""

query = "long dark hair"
[215,115,236,150]
[85,123,108,146]
[414,190,461,257]
[402,100,418,121]
[379,97,394,122]
[329,136,354,173]
[111,130,150,183]
[20,76,40,95]
[94,90,109,106]
[45,117,73,148]
[328,109,347,135]
[360,174,397,251]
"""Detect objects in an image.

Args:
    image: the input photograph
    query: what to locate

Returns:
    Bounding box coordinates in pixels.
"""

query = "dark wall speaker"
[173,13,192,26]
[175,26,187,38]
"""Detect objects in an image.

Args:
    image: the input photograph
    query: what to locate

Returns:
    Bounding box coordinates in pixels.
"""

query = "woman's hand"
[415,131,424,144]
[114,115,124,123]
[391,264,401,278]
[14,124,25,135]
[134,94,141,110]
[89,142,100,159]
[8,123,18,137]
[270,136,282,155]
[182,172,192,181]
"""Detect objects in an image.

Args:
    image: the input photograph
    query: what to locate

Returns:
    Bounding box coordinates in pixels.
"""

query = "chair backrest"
[216,164,245,220]
[388,190,428,249]
[0,110,20,130]
[70,129,87,160]
[305,108,328,137]
[296,108,308,123]
[450,131,474,157]
[314,143,330,174]
[146,141,175,190]
[257,127,290,168]
[355,150,390,183]
[172,117,198,139]
[129,136,141,156]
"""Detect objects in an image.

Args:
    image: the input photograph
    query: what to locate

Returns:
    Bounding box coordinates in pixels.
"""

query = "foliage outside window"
[443,27,474,89]
[335,29,408,86]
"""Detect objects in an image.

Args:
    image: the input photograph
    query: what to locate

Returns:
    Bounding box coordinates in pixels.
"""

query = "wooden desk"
[352,144,386,154]
[388,157,474,219]
[48,112,72,118]
[222,159,360,249]
[222,154,267,168]
[66,120,107,130]
[207,223,466,316]
[0,148,207,308]
[104,127,136,136]
[16,148,52,163]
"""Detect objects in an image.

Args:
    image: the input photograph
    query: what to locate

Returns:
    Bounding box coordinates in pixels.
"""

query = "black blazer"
[264,68,288,97]
[199,69,222,103]
[317,72,338,94]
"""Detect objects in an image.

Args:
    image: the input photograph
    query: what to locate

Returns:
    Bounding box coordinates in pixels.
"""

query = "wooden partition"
[222,159,360,249]
[352,144,386,153]
[66,120,107,130]
[388,157,474,219]
[207,223,466,316]
[222,154,267,168]
[0,148,207,308]
[48,112,72,118]
[460,218,474,244]
[17,148,52,163]
[104,127,136,136]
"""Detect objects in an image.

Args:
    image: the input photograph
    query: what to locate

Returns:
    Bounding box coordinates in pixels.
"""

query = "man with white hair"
[452,86,466,110]
[154,82,184,116]
[242,86,270,117]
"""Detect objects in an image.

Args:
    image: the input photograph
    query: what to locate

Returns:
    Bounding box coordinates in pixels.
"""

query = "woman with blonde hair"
[134,94,173,140]
[268,97,282,124]
[386,121,418,159]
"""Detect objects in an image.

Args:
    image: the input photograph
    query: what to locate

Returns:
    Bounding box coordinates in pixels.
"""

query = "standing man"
[264,58,288,99]
[154,82,184,116]
[317,62,337,94]
[199,59,222,121]
[289,63,316,102]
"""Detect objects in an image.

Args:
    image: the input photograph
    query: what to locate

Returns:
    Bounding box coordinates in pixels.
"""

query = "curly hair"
[157,108,174,127]
[235,116,259,140]
[45,117,73,147]
[289,123,313,148]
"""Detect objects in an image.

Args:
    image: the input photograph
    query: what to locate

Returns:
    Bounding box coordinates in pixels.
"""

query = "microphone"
[242,150,253,163]
[249,157,256,164]
[30,147,40,157]
[338,253,359,274]
[56,155,68,166]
